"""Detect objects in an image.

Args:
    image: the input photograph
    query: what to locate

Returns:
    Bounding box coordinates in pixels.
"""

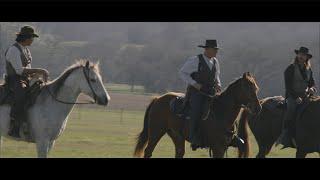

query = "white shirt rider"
[179,53,221,90]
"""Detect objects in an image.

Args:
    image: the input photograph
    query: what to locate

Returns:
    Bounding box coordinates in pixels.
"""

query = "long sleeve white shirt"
[4,43,31,75]
[179,54,221,89]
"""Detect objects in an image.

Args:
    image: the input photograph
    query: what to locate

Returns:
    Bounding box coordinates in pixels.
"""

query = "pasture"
[0,83,318,158]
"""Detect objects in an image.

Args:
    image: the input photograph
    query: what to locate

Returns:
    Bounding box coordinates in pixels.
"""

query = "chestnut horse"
[240,96,320,158]
[133,72,261,158]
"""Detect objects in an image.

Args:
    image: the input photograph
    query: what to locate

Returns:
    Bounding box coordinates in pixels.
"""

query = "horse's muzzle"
[97,96,109,106]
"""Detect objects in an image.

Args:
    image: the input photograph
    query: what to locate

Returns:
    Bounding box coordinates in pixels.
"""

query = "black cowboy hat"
[198,39,220,49]
[294,46,312,59]
[16,25,39,38]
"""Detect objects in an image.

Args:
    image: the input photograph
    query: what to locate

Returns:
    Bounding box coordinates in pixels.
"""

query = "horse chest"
[28,103,72,140]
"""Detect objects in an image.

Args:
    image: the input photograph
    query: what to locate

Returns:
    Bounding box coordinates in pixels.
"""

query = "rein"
[200,89,248,121]
[45,66,98,105]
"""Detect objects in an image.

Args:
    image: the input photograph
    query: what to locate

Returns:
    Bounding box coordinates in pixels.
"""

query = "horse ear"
[85,61,90,68]
[242,72,248,79]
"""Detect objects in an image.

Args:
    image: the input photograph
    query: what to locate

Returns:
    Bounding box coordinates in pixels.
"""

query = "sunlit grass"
[1,108,318,158]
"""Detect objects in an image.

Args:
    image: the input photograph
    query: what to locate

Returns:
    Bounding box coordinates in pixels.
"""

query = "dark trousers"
[283,97,298,134]
[188,90,206,144]
[9,76,28,124]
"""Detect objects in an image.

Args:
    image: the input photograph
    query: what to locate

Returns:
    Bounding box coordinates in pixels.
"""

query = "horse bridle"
[198,90,249,109]
[82,66,98,103]
[45,66,98,105]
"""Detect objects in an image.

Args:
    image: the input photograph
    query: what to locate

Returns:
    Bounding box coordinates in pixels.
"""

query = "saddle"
[0,78,44,108]
[262,96,286,114]
[263,95,315,124]
[169,95,189,119]
[169,94,213,121]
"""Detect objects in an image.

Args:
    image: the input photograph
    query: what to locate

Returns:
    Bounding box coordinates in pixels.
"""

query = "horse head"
[79,60,110,106]
[238,72,262,115]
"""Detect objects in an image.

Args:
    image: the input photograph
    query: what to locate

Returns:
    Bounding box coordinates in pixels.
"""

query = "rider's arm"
[5,46,24,75]
[214,58,222,92]
[179,56,200,89]
[284,64,297,98]
[308,70,316,88]
[308,69,316,94]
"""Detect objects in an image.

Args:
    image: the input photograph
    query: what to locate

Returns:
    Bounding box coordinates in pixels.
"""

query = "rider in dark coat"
[276,46,316,149]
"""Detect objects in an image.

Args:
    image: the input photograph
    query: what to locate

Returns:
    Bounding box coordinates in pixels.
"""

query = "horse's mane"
[219,73,259,98]
[219,77,241,97]
[47,59,100,95]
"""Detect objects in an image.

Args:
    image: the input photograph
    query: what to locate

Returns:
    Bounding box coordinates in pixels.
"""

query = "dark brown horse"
[133,72,261,158]
[240,96,320,158]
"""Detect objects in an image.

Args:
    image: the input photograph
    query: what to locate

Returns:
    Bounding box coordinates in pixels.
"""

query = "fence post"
[120,108,124,124]
[78,105,81,121]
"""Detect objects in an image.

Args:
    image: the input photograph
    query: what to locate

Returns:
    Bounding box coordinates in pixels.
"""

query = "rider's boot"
[8,118,20,138]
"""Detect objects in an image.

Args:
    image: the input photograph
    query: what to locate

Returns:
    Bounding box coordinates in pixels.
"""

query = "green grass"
[1,108,318,158]
[105,83,155,95]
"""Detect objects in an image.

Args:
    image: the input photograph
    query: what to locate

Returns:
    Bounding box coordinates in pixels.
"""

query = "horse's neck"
[215,89,241,128]
[46,69,82,111]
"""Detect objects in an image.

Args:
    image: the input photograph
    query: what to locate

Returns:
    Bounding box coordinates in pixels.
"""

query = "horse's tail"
[133,97,158,157]
[237,109,251,158]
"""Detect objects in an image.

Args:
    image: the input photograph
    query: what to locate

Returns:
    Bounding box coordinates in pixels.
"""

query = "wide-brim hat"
[16,25,39,38]
[198,39,220,49]
[294,46,312,59]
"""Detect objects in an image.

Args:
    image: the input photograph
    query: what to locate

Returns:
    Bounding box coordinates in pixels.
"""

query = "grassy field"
[1,83,318,158]
[106,83,152,95]
[1,107,318,158]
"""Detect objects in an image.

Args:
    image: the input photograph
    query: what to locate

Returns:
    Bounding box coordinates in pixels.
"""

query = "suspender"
[13,43,32,66]
[5,43,32,68]
[197,54,202,72]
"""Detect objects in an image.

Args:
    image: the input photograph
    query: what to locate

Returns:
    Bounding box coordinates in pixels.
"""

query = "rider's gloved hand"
[296,97,303,104]
[309,87,317,95]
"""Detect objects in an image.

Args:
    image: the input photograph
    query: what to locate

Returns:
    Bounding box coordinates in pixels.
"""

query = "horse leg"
[36,140,50,158]
[167,130,185,158]
[144,130,166,158]
[256,143,273,158]
[0,135,2,157]
[47,140,55,155]
[211,145,227,158]
[296,148,307,158]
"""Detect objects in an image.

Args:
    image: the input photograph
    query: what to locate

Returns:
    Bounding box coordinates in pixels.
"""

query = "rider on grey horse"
[276,46,317,149]
[179,40,235,151]
[4,25,49,138]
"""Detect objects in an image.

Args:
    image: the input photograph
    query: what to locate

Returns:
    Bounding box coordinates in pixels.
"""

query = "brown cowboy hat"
[16,25,39,38]
[198,39,220,49]
[294,46,312,59]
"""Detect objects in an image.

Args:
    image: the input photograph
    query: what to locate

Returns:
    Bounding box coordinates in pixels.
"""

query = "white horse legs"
[0,135,2,157]
[36,140,49,158]
[36,140,55,158]
[48,140,55,153]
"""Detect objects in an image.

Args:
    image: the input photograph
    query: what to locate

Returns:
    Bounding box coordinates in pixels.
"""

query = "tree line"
[0,22,319,98]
